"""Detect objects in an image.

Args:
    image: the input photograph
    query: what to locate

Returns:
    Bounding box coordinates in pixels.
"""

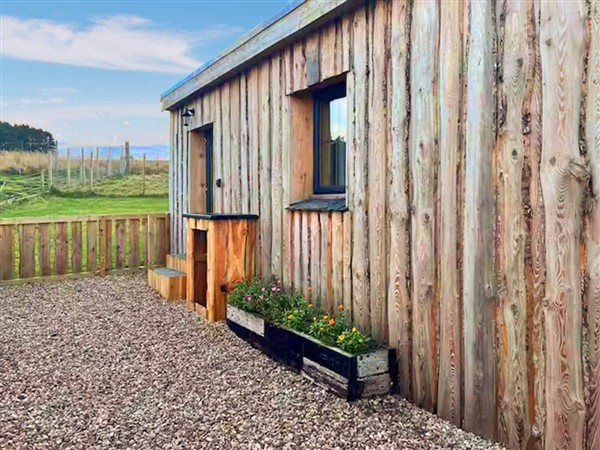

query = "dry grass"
[0,150,168,175]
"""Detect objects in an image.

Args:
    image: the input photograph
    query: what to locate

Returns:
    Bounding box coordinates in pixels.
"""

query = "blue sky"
[0,0,290,147]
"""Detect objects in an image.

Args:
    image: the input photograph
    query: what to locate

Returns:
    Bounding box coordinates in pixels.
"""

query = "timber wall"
[167,0,600,448]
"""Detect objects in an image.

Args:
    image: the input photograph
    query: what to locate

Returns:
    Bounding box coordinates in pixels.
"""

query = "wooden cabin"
[156,0,600,448]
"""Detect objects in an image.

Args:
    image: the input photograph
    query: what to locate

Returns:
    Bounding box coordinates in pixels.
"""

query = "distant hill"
[0,122,55,152]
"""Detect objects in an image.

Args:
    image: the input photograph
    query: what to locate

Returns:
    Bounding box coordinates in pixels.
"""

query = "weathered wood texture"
[166,0,600,447]
[0,213,169,283]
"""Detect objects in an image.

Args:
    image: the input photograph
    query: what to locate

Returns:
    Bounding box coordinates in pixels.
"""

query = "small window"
[314,83,347,194]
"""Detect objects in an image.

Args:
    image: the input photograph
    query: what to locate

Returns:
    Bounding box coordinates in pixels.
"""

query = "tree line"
[0,121,56,152]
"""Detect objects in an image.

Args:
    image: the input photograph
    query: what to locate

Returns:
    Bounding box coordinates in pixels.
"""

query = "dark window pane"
[316,93,346,193]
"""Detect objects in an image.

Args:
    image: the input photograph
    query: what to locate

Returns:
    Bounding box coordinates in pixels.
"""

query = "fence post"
[67,147,71,187]
[95,147,100,181]
[107,147,112,176]
[89,150,94,190]
[41,169,45,190]
[80,148,85,183]
[124,141,131,175]
[142,153,146,196]
[48,151,53,187]
[147,214,155,269]
[119,145,124,175]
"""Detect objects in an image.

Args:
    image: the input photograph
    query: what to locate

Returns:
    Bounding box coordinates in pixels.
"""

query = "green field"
[0,196,167,218]
[1,172,168,219]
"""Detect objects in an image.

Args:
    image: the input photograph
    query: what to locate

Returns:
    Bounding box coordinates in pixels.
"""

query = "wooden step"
[166,253,187,273]
[148,267,186,300]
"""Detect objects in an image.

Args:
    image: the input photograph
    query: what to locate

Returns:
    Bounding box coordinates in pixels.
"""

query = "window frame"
[313,82,347,195]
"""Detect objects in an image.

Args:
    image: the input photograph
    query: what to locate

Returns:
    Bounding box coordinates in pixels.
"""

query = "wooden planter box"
[226,304,397,400]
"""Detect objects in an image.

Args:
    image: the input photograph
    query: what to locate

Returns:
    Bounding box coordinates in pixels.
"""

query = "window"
[314,83,347,194]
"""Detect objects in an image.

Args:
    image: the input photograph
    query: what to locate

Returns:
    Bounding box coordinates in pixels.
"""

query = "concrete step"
[148,267,186,300]
[166,253,187,273]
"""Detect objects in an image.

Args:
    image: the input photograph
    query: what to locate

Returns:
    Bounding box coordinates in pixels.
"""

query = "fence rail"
[0,213,169,283]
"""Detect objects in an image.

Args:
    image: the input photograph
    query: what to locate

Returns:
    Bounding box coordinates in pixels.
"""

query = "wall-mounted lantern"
[182,107,195,127]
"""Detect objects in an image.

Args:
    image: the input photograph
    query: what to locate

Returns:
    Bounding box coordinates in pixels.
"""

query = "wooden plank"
[240,73,250,214]
[221,83,231,213]
[585,2,600,448]
[86,220,98,273]
[0,213,167,226]
[71,221,82,274]
[437,0,462,426]
[229,76,242,213]
[282,47,293,287]
[305,32,320,86]
[129,219,140,268]
[0,225,14,280]
[38,223,51,277]
[213,89,224,213]
[19,224,35,278]
[259,60,272,276]
[292,39,307,93]
[341,14,351,72]
[155,217,167,267]
[115,219,126,269]
[99,219,112,273]
[463,0,497,439]
[54,222,68,275]
[540,0,587,447]
[310,213,321,303]
[248,67,260,216]
[387,0,412,402]
[161,0,352,109]
[350,5,370,333]
[331,212,343,311]
[289,95,314,202]
[320,213,332,311]
[495,0,530,446]
[320,22,336,81]
[409,0,438,410]
[301,212,310,292]
[292,212,302,289]
[368,0,389,344]
[523,1,545,446]
[270,54,283,277]
[342,212,353,320]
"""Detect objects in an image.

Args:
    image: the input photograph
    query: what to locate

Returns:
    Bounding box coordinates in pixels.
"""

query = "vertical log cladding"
[271,54,283,278]
[523,1,546,447]
[540,0,588,448]
[388,0,412,401]
[368,0,389,343]
[350,5,370,333]
[463,0,497,440]
[259,61,272,277]
[585,2,600,449]
[409,0,438,412]
[496,0,530,447]
[437,0,462,427]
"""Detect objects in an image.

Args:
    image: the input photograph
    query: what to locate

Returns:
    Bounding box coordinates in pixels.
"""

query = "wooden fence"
[0,213,169,283]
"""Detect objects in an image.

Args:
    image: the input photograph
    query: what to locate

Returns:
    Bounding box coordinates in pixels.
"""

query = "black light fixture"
[182,107,195,127]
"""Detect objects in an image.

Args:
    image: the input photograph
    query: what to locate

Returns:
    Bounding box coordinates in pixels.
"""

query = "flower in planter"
[338,304,344,311]
[328,318,336,326]
[338,334,346,342]
[322,315,328,320]
[308,303,313,308]
[287,314,294,320]
[352,327,357,333]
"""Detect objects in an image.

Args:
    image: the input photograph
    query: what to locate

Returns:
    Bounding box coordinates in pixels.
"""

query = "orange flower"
[328,318,336,326]
[308,303,313,308]
[307,287,313,292]
[338,304,344,311]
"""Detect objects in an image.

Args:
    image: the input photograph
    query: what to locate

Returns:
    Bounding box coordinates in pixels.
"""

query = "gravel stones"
[0,274,504,450]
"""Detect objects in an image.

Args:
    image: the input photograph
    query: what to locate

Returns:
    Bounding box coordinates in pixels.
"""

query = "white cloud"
[20,97,67,105]
[0,15,241,74]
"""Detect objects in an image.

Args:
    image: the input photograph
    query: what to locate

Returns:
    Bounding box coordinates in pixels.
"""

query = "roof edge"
[161,0,355,111]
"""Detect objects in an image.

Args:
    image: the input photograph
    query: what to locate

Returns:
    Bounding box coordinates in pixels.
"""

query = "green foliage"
[228,277,371,354]
[0,122,54,152]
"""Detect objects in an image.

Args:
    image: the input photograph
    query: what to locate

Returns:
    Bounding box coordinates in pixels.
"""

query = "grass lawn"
[1,195,168,219]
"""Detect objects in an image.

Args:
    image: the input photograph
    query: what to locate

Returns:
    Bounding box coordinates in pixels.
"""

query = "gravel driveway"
[0,274,503,450]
